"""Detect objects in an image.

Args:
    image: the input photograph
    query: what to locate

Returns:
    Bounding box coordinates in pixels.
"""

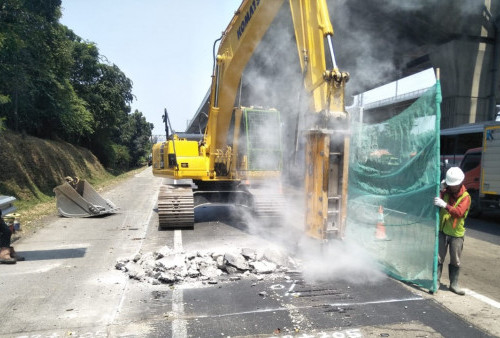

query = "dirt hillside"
[0,130,122,235]
[0,130,111,201]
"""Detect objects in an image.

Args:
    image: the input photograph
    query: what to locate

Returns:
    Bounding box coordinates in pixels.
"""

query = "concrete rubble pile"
[115,246,299,285]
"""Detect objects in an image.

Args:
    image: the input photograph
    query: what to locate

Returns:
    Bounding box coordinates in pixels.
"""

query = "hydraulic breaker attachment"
[304,129,349,240]
[53,180,119,218]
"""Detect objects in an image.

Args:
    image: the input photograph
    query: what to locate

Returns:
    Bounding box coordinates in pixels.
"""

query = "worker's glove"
[440,180,447,192]
[434,197,447,208]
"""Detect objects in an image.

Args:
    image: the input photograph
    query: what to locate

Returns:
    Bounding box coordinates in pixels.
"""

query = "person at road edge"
[434,166,470,295]
[0,209,25,264]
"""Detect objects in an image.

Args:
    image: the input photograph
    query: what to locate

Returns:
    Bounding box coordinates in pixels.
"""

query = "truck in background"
[440,123,485,178]
[459,124,500,216]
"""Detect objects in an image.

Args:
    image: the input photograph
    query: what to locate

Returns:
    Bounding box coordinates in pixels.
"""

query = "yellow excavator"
[152,0,349,240]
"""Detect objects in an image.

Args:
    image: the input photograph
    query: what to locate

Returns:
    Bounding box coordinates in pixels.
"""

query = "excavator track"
[157,184,194,229]
[248,189,287,219]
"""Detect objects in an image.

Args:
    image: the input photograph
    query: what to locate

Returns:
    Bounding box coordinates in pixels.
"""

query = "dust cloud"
[227,1,388,285]
[239,198,385,285]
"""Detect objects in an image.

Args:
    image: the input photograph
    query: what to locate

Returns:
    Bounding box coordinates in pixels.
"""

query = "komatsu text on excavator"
[152,0,350,241]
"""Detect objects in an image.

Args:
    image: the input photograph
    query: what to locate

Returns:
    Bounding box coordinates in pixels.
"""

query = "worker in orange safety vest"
[434,167,470,295]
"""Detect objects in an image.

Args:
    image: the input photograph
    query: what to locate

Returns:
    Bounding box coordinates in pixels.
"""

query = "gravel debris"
[116,246,298,286]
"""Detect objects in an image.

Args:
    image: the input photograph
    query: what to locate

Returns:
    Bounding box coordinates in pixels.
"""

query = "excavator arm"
[288,0,350,240]
[153,0,349,238]
[290,0,349,113]
[206,0,349,239]
[204,0,285,170]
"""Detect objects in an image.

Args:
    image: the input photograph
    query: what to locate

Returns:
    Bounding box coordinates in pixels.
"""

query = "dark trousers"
[438,231,464,267]
[0,219,12,247]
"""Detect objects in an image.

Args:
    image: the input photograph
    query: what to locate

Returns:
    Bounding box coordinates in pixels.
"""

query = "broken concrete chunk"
[241,248,257,261]
[200,265,222,279]
[116,246,298,286]
[153,246,172,260]
[198,256,216,267]
[126,263,146,280]
[158,272,176,284]
[187,267,200,278]
[255,250,265,261]
[140,251,155,261]
[216,256,225,269]
[115,259,129,271]
[250,260,277,274]
[147,271,161,279]
[225,266,239,274]
[139,253,157,270]
[186,251,197,260]
[156,256,178,271]
[211,250,225,259]
[188,261,198,272]
[224,253,250,271]
[263,248,288,267]
[174,265,188,278]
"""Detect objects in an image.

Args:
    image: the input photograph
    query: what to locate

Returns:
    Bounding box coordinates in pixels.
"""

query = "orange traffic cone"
[375,205,388,240]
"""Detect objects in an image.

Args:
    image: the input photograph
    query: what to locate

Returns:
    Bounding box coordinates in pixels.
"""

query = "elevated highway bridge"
[186,0,500,135]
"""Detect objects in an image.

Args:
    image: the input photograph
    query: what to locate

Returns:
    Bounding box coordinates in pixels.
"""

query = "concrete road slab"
[1,168,498,338]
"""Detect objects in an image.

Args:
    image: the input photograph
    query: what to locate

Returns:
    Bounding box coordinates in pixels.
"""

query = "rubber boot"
[10,246,25,261]
[449,264,465,295]
[437,263,443,283]
[434,263,443,293]
[0,247,17,264]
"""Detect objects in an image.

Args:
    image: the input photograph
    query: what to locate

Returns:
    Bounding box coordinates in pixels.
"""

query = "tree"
[120,110,153,166]
[0,0,152,171]
[0,0,92,140]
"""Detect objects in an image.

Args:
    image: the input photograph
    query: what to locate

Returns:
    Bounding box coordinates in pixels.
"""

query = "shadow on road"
[465,210,500,245]
[193,204,304,255]
[194,204,245,224]
[17,248,87,261]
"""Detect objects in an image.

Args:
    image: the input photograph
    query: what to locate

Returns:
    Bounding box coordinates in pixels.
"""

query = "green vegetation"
[0,0,154,170]
[0,1,156,234]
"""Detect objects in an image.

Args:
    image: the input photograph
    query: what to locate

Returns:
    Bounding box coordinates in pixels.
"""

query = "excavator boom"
[153,0,349,239]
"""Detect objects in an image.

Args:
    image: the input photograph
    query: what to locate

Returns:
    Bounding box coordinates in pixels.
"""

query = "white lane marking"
[109,185,159,325]
[174,230,183,252]
[194,296,424,319]
[172,289,187,338]
[285,280,297,296]
[53,243,90,249]
[172,229,187,337]
[463,289,500,309]
[324,296,423,307]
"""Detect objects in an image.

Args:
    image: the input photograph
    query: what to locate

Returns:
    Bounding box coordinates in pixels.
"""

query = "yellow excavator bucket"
[53,180,118,218]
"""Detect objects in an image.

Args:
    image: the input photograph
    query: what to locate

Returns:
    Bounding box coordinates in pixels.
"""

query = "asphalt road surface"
[1,168,499,337]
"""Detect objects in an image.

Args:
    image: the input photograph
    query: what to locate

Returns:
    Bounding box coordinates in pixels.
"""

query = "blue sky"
[60,1,239,136]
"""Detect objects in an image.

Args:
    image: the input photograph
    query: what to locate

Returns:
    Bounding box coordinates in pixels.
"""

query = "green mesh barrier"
[346,81,442,292]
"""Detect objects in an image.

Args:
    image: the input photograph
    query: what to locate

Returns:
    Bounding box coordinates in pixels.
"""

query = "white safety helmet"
[445,167,465,186]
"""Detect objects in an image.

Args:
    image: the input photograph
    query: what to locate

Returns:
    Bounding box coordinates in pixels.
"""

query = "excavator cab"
[228,107,282,179]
